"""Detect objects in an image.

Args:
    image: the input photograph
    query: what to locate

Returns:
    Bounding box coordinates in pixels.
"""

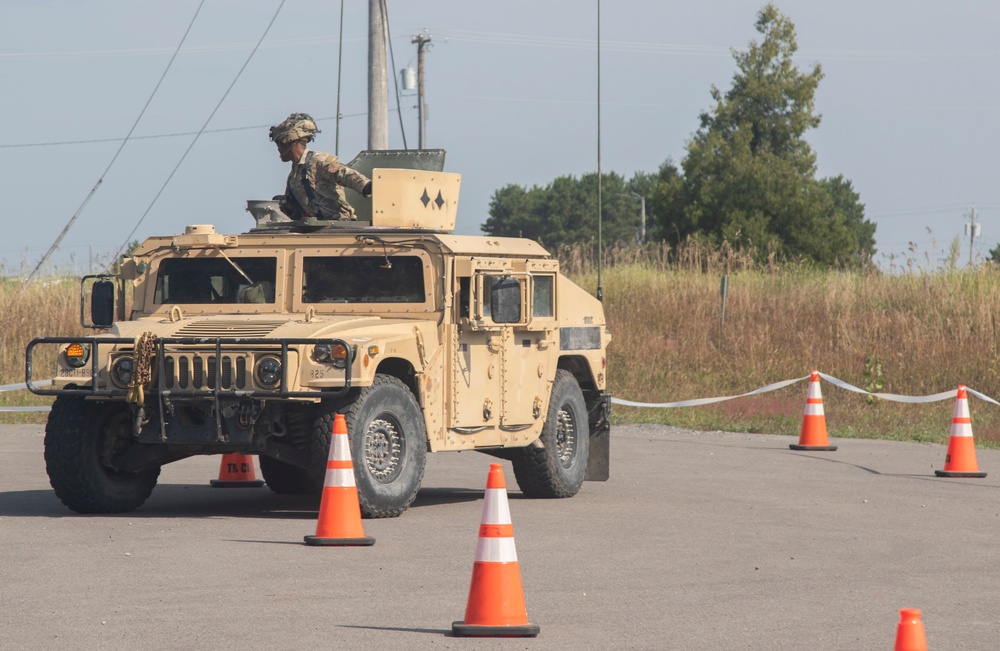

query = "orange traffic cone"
[210,452,265,487]
[452,464,539,638]
[304,414,375,546]
[935,385,986,478]
[894,608,928,651]
[789,370,837,451]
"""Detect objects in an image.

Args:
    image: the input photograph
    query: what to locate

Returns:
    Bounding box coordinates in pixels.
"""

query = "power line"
[24,0,207,287]
[869,204,1000,219]
[0,111,390,149]
[0,35,364,60]
[383,1,409,149]
[110,0,287,266]
[8,27,998,63]
[434,29,1000,61]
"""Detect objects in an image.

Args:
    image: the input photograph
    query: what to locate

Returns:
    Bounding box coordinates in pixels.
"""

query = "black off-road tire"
[44,396,160,514]
[512,369,590,498]
[259,455,321,494]
[314,375,427,518]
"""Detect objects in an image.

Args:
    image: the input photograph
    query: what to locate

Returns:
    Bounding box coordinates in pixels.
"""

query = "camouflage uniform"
[269,113,371,221]
[284,149,370,221]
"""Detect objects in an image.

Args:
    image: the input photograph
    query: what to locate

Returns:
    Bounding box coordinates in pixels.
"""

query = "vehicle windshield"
[302,256,425,303]
[154,257,277,304]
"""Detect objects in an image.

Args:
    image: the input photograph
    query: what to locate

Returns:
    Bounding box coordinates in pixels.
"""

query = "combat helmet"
[269,113,320,144]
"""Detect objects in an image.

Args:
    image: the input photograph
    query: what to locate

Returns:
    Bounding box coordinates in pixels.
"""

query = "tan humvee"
[27,153,612,516]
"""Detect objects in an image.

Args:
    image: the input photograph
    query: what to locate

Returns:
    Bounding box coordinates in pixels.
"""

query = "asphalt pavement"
[1,424,998,650]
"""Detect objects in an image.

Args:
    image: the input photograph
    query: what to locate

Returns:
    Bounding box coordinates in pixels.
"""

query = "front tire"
[44,397,160,514]
[512,370,590,498]
[339,375,427,518]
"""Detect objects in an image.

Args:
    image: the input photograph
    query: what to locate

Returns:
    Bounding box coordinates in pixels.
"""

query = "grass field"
[569,242,1000,447]
[6,250,1000,448]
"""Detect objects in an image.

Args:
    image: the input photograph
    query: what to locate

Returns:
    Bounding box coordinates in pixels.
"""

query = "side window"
[458,277,471,319]
[480,275,497,318]
[533,275,554,318]
[302,256,426,303]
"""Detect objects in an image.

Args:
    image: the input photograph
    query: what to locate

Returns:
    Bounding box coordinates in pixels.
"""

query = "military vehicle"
[26,151,612,516]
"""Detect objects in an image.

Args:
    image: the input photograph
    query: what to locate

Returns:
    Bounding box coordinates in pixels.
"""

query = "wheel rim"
[364,415,404,483]
[555,404,577,468]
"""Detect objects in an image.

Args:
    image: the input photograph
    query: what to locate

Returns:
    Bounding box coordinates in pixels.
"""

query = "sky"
[3,0,999,275]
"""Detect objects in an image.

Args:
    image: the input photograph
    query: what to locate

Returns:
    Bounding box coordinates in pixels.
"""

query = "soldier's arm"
[318,158,370,195]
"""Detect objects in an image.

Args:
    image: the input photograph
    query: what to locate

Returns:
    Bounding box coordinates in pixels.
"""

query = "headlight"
[313,342,350,369]
[64,342,90,368]
[313,343,332,362]
[110,356,134,388]
[254,356,282,389]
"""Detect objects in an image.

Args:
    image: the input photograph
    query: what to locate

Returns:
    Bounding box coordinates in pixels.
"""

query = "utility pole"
[335,0,345,155]
[367,0,388,150]
[631,191,646,243]
[412,30,432,148]
[965,206,981,266]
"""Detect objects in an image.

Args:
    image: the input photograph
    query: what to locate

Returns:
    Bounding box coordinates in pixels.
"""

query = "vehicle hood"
[110,314,430,342]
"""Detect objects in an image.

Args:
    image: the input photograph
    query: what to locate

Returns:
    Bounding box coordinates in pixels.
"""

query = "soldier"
[269,113,372,221]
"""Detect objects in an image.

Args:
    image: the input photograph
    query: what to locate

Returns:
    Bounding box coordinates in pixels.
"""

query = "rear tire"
[44,397,160,514]
[512,370,590,498]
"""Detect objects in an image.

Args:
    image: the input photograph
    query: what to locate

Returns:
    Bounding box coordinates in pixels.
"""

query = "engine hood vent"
[173,320,288,338]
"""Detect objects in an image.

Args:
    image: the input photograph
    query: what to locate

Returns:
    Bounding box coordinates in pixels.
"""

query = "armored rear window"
[302,256,426,304]
[154,257,277,305]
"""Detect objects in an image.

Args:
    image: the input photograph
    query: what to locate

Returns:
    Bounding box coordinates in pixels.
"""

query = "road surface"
[1,424,997,649]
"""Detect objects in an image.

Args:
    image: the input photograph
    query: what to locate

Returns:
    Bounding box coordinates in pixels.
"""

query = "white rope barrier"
[611,373,1000,409]
[3,376,1000,414]
[611,376,810,409]
[0,380,52,413]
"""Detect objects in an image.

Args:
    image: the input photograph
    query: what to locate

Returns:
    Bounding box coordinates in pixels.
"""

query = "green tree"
[483,171,651,249]
[821,175,875,261]
[989,243,1000,265]
[668,3,874,265]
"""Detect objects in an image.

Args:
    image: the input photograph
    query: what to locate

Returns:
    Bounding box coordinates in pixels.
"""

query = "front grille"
[164,353,247,390]
[26,335,352,400]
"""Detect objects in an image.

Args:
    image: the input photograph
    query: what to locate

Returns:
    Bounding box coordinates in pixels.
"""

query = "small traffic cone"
[894,608,928,651]
[790,370,837,451]
[210,452,265,487]
[452,464,539,638]
[935,385,987,478]
[304,414,375,546]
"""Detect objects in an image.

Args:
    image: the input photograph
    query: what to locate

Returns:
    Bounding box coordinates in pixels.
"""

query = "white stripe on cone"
[804,402,825,416]
[476,538,519,563]
[803,377,825,415]
[952,397,973,438]
[324,467,356,487]
[482,487,512,525]
[474,486,518,563]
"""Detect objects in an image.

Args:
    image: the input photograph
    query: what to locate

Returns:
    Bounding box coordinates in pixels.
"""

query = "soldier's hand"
[362,181,373,198]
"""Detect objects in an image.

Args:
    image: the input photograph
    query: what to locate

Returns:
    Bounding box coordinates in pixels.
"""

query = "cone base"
[934,470,987,478]
[304,534,375,547]
[789,444,837,451]
[209,479,265,488]
[452,621,539,638]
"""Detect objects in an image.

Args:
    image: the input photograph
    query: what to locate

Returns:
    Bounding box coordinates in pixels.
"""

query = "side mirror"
[91,280,115,328]
[490,276,522,324]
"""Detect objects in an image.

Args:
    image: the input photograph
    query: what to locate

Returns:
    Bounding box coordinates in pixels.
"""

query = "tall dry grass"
[6,247,1000,445]
[0,277,86,418]
[559,240,1000,445]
